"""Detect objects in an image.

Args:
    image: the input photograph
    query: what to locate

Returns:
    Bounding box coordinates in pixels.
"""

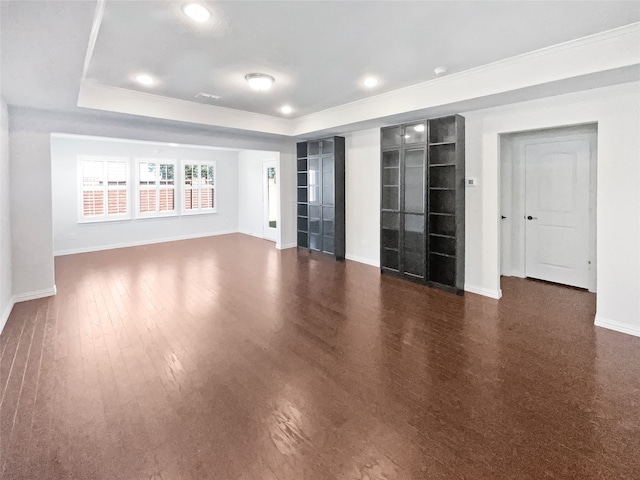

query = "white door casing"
[262,160,278,242]
[524,137,591,289]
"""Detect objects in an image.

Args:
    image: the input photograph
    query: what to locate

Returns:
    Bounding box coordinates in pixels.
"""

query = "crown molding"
[77,23,640,137]
[292,22,640,135]
[77,81,295,136]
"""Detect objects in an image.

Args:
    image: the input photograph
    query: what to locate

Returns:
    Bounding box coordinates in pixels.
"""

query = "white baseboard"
[238,229,265,239]
[345,254,380,268]
[464,284,503,299]
[276,243,297,250]
[54,230,237,256]
[594,314,640,338]
[0,297,16,336]
[13,285,57,303]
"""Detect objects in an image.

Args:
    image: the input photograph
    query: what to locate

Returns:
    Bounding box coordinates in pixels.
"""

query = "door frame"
[262,159,279,242]
[500,124,597,292]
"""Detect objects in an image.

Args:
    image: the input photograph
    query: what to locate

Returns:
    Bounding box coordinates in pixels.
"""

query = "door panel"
[403,213,425,278]
[381,212,400,271]
[524,139,590,288]
[404,148,425,214]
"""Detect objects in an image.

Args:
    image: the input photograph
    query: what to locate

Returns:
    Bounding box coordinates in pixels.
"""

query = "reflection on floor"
[1,233,638,479]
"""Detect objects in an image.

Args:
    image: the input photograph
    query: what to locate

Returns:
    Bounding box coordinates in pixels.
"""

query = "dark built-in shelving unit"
[297,136,345,260]
[380,115,465,294]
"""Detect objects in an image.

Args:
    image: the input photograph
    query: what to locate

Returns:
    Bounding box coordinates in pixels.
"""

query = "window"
[77,155,218,223]
[136,159,177,217]
[183,161,216,214]
[79,156,130,222]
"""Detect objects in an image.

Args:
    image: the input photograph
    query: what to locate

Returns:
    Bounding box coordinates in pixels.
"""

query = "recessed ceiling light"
[135,74,154,86]
[363,77,379,88]
[434,66,448,76]
[168,143,179,146]
[182,3,211,22]
[414,124,425,132]
[245,73,274,91]
[280,105,293,114]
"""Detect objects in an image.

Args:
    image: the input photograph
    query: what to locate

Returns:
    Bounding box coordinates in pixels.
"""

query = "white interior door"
[262,161,278,242]
[524,138,591,288]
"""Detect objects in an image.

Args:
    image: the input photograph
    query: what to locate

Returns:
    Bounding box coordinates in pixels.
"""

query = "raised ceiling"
[1,1,639,136]
[86,1,640,118]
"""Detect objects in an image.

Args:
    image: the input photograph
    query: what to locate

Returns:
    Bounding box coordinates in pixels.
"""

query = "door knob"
[526,215,538,220]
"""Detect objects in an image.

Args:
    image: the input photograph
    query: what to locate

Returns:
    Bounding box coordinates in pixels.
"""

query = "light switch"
[466,178,478,187]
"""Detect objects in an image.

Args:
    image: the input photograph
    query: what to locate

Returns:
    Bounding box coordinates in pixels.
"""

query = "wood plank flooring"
[1,233,639,479]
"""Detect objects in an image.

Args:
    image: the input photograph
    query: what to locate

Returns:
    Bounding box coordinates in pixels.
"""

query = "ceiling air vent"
[195,92,222,103]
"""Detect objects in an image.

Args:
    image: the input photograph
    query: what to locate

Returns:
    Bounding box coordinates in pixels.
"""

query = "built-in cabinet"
[380,115,465,294]
[297,137,345,260]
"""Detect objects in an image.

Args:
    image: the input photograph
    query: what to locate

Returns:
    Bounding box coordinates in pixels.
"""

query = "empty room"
[1,1,640,479]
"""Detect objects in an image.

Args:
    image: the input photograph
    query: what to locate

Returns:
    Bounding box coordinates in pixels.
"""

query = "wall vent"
[195,92,222,102]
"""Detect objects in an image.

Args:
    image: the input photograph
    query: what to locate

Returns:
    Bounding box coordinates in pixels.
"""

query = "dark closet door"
[402,146,426,279]
[321,153,335,254]
[296,136,345,261]
[308,152,322,252]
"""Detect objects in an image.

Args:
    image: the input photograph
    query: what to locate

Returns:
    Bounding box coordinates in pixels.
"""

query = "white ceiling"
[88,0,640,117]
[1,1,639,135]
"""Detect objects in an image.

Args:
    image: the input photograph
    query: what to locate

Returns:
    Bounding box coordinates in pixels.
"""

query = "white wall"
[342,82,640,336]
[51,135,239,254]
[237,150,277,240]
[10,110,56,299]
[9,106,296,300]
[344,128,381,266]
[0,98,13,329]
[462,81,640,335]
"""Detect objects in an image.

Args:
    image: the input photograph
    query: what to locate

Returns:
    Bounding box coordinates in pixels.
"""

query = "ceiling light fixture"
[182,3,211,22]
[135,74,155,86]
[363,77,379,88]
[281,105,293,114]
[245,73,274,91]
[434,66,448,76]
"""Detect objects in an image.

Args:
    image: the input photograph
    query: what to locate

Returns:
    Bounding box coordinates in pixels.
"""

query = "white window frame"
[77,155,131,223]
[134,158,178,219]
[181,160,217,215]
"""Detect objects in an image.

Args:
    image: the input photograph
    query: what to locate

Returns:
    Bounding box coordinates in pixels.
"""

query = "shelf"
[379,115,463,294]
[429,233,454,239]
[431,252,456,259]
[429,117,457,144]
[297,142,308,158]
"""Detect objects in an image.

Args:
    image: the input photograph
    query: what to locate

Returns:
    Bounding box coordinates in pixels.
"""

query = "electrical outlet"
[361,239,370,247]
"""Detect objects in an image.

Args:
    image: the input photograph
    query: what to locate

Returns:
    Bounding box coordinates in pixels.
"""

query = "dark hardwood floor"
[1,233,639,479]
